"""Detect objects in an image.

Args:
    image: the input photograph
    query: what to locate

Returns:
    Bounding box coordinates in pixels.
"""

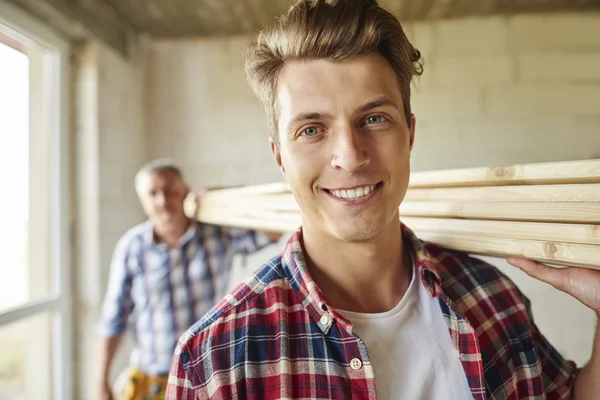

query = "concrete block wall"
[147,12,600,367]
[407,13,600,171]
[148,36,282,192]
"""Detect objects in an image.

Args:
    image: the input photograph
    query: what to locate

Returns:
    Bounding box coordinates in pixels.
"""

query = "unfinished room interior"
[0,0,599,399]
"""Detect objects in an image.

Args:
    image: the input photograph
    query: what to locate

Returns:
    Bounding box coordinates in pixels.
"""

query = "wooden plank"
[401,217,600,245]
[200,206,600,246]
[212,199,600,224]
[416,231,600,269]
[404,183,600,202]
[198,200,301,231]
[200,182,600,209]
[198,212,301,233]
[399,201,600,224]
[201,182,290,199]
[199,205,300,224]
[408,159,600,188]
[199,194,600,224]
[195,209,600,268]
[201,194,297,214]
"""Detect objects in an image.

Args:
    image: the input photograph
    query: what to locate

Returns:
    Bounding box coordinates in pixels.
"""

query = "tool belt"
[120,367,169,400]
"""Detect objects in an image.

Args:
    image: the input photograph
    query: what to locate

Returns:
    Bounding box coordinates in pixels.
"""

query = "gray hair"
[134,158,185,195]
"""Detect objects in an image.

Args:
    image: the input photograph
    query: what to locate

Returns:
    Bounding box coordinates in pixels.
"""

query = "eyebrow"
[288,112,333,128]
[356,97,401,114]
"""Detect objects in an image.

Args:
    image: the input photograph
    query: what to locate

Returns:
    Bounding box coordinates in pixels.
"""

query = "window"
[0,3,72,400]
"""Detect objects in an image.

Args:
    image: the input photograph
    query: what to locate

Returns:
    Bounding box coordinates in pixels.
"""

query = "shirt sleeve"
[526,297,580,398]
[165,342,201,400]
[226,228,277,255]
[97,236,136,337]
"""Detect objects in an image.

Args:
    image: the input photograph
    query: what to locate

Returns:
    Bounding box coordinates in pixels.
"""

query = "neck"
[153,216,190,247]
[301,218,412,314]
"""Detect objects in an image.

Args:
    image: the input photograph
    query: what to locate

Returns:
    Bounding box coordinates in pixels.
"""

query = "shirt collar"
[281,223,446,335]
[142,218,199,249]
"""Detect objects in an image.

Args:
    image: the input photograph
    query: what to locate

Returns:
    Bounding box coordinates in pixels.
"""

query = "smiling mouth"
[324,182,382,200]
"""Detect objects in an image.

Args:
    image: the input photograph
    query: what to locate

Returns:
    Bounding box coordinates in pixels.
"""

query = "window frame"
[0,2,73,400]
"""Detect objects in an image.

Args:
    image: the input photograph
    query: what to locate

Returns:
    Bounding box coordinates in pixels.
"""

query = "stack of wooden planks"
[194,159,600,270]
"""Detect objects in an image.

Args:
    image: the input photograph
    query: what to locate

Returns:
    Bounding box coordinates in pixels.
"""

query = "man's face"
[137,171,189,225]
[272,52,415,242]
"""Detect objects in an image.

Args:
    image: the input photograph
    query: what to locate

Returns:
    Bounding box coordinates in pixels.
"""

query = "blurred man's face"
[137,171,189,226]
[272,52,415,243]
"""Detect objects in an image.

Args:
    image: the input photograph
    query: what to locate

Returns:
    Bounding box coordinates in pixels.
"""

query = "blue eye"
[302,127,319,136]
[366,115,384,124]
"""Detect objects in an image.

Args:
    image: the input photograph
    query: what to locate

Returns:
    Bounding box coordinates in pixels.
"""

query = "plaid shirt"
[97,219,273,375]
[166,224,579,399]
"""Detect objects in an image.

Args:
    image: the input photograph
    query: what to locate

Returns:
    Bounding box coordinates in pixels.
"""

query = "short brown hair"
[244,0,424,141]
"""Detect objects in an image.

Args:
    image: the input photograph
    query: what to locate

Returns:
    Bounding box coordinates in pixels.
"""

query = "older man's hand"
[184,192,200,218]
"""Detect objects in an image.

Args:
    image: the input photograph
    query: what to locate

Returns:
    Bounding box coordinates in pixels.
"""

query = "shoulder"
[424,241,527,302]
[112,221,149,255]
[193,221,238,240]
[173,253,291,383]
[422,241,533,333]
[174,256,301,387]
[420,241,578,396]
[181,252,289,340]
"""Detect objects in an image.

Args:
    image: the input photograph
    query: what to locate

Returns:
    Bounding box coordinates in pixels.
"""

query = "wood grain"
[193,159,600,268]
[401,217,600,245]
[416,231,600,269]
[404,184,600,202]
[408,159,600,188]
[399,201,600,223]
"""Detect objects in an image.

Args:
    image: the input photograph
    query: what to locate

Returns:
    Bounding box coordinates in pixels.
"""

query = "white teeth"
[330,185,376,200]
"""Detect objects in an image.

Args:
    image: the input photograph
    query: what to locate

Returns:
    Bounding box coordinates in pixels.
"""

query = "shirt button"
[350,358,362,370]
[319,315,330,326]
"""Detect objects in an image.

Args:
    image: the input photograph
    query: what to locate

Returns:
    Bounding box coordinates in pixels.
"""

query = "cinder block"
[485,84,600,117]
[435,16,508,56]
[510,13,600,52]
[518,52,600,83]
[227,34,254,70]
[431,54,513,87]
[98,162,125,200]
[411,114,600,171]
[411,89,482,118]
[219,69,258,102]
[407,22,435,58]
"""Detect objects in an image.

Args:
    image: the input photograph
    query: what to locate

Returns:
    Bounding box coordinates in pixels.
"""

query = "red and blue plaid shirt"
[166,224,579,399]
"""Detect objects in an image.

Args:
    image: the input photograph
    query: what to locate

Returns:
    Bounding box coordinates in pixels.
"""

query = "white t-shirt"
[337,260,473,400]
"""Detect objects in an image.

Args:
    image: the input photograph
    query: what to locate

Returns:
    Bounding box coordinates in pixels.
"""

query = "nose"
[154,192,166,207]
[330,125,370,171]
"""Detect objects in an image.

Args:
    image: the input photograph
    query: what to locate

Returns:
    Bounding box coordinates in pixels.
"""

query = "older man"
[95,159,280,400]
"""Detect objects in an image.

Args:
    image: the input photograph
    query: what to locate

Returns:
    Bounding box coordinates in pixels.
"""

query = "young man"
[95,159,280,400]
[166,1,600,399]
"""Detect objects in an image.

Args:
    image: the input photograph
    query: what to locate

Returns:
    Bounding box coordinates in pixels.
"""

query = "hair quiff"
[244,0,424,141]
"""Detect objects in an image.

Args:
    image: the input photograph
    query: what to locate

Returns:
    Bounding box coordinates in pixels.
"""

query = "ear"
[408,114,416,151]
[270,137,287,178]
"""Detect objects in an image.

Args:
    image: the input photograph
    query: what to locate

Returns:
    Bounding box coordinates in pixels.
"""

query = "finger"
[506,257,569,291]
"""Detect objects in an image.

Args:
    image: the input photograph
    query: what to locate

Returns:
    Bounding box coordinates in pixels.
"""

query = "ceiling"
[104,0,600,37]
[5,0,600,55]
